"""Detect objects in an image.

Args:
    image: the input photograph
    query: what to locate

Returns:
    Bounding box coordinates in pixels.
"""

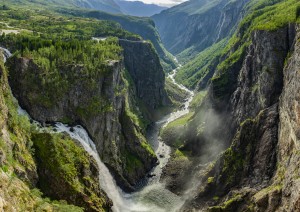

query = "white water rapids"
[3,46,194,211]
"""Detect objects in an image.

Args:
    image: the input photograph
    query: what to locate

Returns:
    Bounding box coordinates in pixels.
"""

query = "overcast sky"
[125,0,187,7]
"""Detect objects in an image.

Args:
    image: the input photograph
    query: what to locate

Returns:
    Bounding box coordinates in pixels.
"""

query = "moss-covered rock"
[7,54,157,191]
[32,132,112,212]
[0,62,93,211]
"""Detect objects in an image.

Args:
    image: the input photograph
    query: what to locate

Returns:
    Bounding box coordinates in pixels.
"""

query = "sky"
[125,0,188,7]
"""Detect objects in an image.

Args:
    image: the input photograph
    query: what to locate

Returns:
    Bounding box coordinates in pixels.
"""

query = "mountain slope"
[116,0,167,17]
[63,8,176,71]
[0,5,173,191]
[3,0,176,71]
[152,0,248,58]
[158,0,300,210]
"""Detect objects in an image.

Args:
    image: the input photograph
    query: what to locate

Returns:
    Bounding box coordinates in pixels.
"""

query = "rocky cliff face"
[264,25,300,212]
[180,24,300,212]
[119,39,171,110]
[7,40,169,191]
[152,0,248,56]
[0,60,111,211]
[33,132,112,211]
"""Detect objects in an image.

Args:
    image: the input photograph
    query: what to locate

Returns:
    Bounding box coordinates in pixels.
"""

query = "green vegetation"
[208,194,243,212]
[254,184,282,200]
[190,91,207,110]
[160,112,194,148]
[210,0,300,100]
[124,150,143,173]
[207,177,214,184]
[220,147,244,186]
[165,78,189,108]
[5,0,122,14]
[297,5,300,19]
[174,149,188,159]
[175,0,300,93]
[176,39,227,89]
[32,132,110,211]
[0,62,95,211]
[0,63,36,181]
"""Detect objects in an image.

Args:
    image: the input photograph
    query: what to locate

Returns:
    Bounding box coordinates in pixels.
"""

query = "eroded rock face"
[119,39,171,110]
[181,25,299,211]
[273,25,300,212]
[32,133,112,212]
[7,54,157,191]
[229,26,295,133]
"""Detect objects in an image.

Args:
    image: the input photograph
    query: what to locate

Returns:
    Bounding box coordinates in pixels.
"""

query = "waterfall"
[53,124,128,212]
[0,47,12,63]
[216,13,226,41]
[6,45,187,211]
[53,123,185,212]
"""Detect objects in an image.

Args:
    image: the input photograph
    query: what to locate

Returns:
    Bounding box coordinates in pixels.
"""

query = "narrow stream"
[3,47,194,211]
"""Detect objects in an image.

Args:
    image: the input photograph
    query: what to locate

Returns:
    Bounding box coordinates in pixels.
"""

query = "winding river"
[2,47,194,211]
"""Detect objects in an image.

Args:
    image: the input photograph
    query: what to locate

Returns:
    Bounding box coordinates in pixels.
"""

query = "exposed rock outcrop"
[32,132,112,211]
[6,40,170,191]
[0,62,100,211]
[7,56,157,191]
[179,24,299,211]
[119,39,171,110]
[255,24,300,212]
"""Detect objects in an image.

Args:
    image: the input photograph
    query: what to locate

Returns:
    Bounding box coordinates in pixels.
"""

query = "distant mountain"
[116,0,167,17]
[73,0,122,14]
[152,0,248,57]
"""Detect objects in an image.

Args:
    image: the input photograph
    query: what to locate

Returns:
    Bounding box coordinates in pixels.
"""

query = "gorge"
[0,0,300,211]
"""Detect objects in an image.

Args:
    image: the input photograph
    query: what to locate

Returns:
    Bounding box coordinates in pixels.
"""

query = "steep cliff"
[183,24,299,212]
[261,24,300,212]
[119,39,171,111]
[7,56,156,191]
[152,0,248,57]
[0,59,111,211]
[32,132,112,211]
[175,0,300,210]
[6,37,171,191]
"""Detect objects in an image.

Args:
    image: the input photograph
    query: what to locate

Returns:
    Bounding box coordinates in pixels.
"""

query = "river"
[2,47,194,212]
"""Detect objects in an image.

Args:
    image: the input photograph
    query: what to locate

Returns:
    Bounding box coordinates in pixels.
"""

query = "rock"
[119,39,172,111]
[180,23,298,211]
[147,173,156,178]
[32,132,113,211]
[6,44,161,191]
[0,197,7,211]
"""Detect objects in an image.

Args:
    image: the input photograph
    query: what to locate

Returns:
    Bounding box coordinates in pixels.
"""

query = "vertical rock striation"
[181,24,299,211]
[119,39,171,110]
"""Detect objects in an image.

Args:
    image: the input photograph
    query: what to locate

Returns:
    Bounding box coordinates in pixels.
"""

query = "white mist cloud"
[124,0,188,7]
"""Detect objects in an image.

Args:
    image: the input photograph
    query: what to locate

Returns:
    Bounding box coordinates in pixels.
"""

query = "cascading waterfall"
[216,13,226,41]
[0,47,12,63]
[4,46,193,212]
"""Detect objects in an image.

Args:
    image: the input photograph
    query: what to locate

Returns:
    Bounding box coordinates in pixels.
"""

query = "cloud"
[124,0,188,7]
